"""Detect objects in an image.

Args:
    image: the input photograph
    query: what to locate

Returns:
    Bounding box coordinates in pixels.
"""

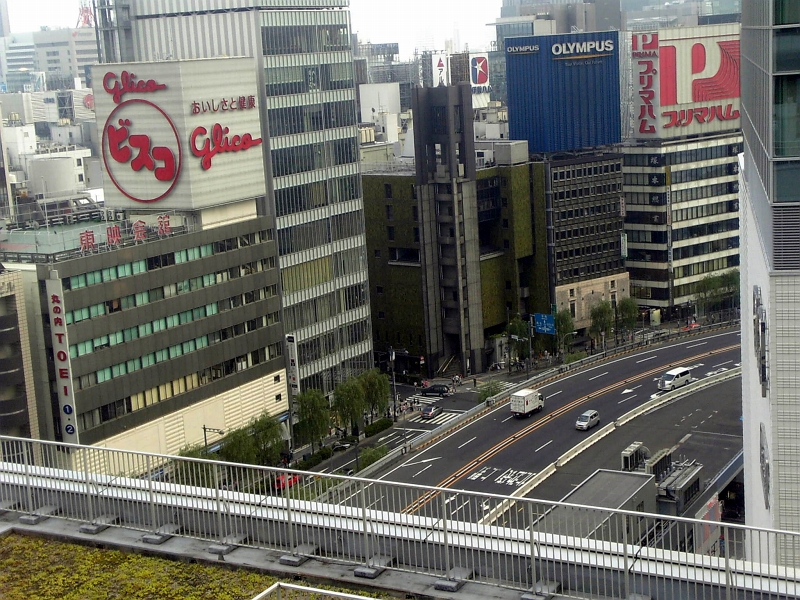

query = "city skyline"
[7,0,502,56]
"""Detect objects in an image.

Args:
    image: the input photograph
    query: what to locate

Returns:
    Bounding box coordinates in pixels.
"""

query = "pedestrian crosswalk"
[474,380,517,394]
[409,411,461,426]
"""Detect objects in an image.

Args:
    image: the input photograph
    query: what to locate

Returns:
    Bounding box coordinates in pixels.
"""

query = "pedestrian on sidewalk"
[473,376,477,388]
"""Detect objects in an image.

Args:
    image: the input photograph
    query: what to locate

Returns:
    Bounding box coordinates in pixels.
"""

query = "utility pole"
[527,314,533,377]
[507,306,512,375]
[389,347,398,422]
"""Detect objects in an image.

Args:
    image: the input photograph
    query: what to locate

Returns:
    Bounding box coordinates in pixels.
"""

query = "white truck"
[510,388,544,418]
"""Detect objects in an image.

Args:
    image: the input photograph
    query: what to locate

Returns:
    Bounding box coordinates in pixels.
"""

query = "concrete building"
[94,0,373,397]
[0,57,288,460]
[623,26,742,319]
[740,0,800,565]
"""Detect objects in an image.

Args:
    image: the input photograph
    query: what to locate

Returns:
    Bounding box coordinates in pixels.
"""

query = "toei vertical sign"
[632,25,740,139]
[285,335,299,396]
[45,276,79,444]
[93,57,267,210]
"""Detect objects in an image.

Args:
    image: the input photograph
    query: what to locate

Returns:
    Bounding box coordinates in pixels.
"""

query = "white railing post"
[82,450,94,524]
[213,464,224,542]
[285,470,295,552]
[147,454,156,532]
[360,479,371,562]
[441,492,451,577]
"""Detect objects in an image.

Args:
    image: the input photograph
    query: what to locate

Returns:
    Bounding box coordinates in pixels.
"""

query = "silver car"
[575,410,600,431]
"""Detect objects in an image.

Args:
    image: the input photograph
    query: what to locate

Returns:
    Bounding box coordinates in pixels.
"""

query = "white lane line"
[501,416,514,423]
[451,500,470,516]
[413,465,432,478]
[619,395,637,404]
[622,385,642,394]
[713,360,733,368]
[588,371,609,381]
[547,391,562,399]
[636,356,657,364]
[367,496,384,509]
[535,440,553,453]
[687,342,707,349]
[458,437,477,449]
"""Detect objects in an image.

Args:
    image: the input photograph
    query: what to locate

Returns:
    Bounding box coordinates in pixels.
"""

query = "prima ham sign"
[93,57,266,209]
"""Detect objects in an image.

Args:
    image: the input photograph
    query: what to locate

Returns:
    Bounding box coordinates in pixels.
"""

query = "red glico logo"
[191,124,263,170]
[103,71,167,104]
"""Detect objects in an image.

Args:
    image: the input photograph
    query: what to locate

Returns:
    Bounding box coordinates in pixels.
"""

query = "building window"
[414,227,420,243]
[387,226,395,241]
[503,239,510,249]
[384,183,393,198]
[569,288,575,298]
[376,286,384,294]
[505,280,512,290]
[378,311,386,319]
[502,219,509,229]
[386,205,394,220]
[570,302,576,318]
[276,394,282,404]
[412,206,418,221]
[274,375,281,383]
[610,280,616,290]
[374,249,381,258]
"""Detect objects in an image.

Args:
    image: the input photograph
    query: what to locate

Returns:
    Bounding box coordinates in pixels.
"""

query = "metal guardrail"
[0,433,798,600]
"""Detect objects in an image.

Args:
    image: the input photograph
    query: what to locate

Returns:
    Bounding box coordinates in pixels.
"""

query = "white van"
[658,367,692,391]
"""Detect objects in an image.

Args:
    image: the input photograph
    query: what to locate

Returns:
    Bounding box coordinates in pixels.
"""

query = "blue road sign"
[534,313,556,335]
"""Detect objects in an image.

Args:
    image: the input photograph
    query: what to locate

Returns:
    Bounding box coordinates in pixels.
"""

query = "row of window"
[277,210,364,255]
[557,203,620,221]
[624,144,737,168]
[673,218,740,242]
[300,351,370,396]
[65,259,276,325]
[556,240,621,261]
[554,183,621,200]
[673,254,740,280]
[265,64,354,97]
[672,237,739,261]
[261,24,350,56]
[63,231,273,291]
[78,350,284,431]
[671,182,734,204]
[672,200,736,223]
[556,220,622,241]
[275,174,361,217]
[552,162,621,180]
[267,100,356,137]
[75,316,283,391]
[558,260,623,282]
[272,138,357,178]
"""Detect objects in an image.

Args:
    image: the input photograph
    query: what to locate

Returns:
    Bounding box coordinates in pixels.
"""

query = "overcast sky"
[7,0,502,57]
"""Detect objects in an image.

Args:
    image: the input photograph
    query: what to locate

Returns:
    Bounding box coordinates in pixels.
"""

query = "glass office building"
[96,0,372,396]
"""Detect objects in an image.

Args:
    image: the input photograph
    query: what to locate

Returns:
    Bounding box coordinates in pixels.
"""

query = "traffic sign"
[534,313,556,335]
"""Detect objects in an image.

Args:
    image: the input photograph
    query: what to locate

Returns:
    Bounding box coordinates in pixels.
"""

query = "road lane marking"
[588,371,609,381]
[621,385,642,394]
[458,437,477,449]
[501,416,514,423]
[535,440,553,452]
[547,391,562,399]
[713,360,733,368]
[687,342,707,349]
[413,465,432,478]
[451,500,470,516]
[636,356,657,364]
[403,457,441,467]
[618,395,637,404]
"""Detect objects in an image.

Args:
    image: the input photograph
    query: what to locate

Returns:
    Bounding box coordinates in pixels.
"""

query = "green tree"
[358,445,389,471]
[218,427,257,465]
[251,412,285,466]
[479,379,504,402]
[360,369,390,422]
[332,377,366,436]
[506,315,531,360]
[295,388,330,451]
[554,309,575,348]
[590,300,613,341]
[617,297,639,332]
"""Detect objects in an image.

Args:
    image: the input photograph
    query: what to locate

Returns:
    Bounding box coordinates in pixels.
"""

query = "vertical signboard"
[45,276,79,443]
[632,32,660,137]
[285,334,299,396]
[470,53,492,108]
[432,54,450,87]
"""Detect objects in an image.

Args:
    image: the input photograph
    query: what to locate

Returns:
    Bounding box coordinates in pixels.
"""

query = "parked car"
[575,410,600,431]
[421,405,443,419]
[273,473,301,490]
[421,384,451,397]
[332,441,352,452]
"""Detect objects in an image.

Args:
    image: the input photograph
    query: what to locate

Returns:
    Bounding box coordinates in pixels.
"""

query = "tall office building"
[0,0,10,39]
[95,0,372,396]
[740,0,800,564]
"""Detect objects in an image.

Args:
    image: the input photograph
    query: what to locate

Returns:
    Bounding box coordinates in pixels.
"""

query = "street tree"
[251,412,285,466]
[590,300,614,342]
[479,379,503,402]
[218,427,258,466]
[617,297,639,332]
[333,377,366,436]
[554,309,574,345]
[360,369,390,422]
[295,388,329,452]
[506,315,531,361]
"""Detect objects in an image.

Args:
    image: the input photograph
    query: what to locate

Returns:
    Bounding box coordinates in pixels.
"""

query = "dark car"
[421,405,444,419]
[332,441,352,452]
[421,384,451,397]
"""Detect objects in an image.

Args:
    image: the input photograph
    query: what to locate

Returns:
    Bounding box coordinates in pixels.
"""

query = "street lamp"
[202,425,225,455]
[559,331,578,358]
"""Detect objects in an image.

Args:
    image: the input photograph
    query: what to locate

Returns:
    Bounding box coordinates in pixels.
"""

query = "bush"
[364,418,393,438]
[318,446,333,460]
[565,351,587,364]
[358,445,388,471]
[296,446,332,470]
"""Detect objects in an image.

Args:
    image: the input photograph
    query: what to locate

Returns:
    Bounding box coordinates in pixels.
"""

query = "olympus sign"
[507,44,540,54]
[551,40,615,56]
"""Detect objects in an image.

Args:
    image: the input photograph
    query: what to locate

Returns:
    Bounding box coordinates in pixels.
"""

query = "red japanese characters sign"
[631,25,740,140]
[45,278,79,443]
[94,58,267,210]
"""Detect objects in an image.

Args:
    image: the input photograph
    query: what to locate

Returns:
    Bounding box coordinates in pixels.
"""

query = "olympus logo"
[551,40,615,56]
[507,44,540,54]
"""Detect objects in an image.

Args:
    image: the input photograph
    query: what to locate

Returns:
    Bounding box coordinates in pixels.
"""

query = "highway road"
[359,328,741,518]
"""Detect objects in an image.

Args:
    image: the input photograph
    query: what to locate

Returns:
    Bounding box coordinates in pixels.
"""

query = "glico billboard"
[632,25,740,140]
[92,57,267,210]
[506,31,621,153]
